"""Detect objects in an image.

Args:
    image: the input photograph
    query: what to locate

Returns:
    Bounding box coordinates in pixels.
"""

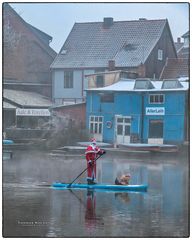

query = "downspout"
[51,70,54,103]
[141,93,144,143]
[82,70,84,101]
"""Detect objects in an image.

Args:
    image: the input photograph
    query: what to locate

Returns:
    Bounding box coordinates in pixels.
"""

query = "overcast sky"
[10,2,189,53]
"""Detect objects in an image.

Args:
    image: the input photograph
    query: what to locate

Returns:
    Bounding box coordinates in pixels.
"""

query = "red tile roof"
[177,47,189,58]
[160,58,189,80]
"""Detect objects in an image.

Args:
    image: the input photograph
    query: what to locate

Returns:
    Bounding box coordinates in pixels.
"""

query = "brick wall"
[3,4,56,97]
[54,103,86,128]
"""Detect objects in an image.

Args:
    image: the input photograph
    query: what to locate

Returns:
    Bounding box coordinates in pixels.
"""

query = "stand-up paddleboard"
[3,139,14,145]
[52,182,148,192]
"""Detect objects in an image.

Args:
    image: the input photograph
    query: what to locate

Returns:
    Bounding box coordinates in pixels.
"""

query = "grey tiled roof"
[51,19,167,69]
[3,89,52,107]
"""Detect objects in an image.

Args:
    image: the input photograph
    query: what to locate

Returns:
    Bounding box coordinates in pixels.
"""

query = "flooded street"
[3,149,189,237]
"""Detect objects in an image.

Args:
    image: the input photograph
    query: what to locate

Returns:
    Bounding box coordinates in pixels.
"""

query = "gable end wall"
[145,22,177,78]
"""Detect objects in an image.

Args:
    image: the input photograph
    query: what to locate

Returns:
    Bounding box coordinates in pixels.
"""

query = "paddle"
[67,153,104,188]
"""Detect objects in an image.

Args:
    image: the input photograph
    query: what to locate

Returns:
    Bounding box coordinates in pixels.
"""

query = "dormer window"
[134,79,154,89]
[61,49,67,54]
[162,79,183,89]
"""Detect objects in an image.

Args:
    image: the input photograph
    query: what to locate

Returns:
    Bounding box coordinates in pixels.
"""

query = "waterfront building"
[86,78,188,145]
[51,18,177,105]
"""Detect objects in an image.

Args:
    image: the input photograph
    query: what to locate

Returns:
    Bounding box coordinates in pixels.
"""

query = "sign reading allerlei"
[16,109,51,116]
[146,107,165,115]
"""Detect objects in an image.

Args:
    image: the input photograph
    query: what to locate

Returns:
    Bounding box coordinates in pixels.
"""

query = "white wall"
[53,70,82,100]
[53,69,95,102]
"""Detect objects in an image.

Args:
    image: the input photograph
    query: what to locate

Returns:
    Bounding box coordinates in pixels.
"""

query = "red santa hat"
[90,138,96,143]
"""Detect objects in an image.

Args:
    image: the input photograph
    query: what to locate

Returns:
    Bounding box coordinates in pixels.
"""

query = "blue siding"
[164,116,184,142]
[165,93,185,114]
[103,114,115,143]
[86,90,187,144]
[143,91,186,143]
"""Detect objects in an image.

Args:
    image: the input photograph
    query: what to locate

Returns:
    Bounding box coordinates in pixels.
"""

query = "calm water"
[3,150,189,237]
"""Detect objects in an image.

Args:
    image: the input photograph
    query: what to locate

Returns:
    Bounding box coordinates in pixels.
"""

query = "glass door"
[116,116,131,144]
[89,116,103,142]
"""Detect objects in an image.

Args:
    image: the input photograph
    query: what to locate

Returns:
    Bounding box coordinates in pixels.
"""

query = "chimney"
[103,17,113,29]
[137,63,146,77]
[177,37,181,43]
[108,60,115,71]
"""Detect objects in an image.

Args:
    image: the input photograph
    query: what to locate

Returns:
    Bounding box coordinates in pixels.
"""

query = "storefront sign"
[146,107,165,115]
[16,108,51,116]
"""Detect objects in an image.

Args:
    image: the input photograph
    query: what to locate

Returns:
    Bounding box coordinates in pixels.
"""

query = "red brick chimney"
[108,60,115,71]
[137,63,146,77]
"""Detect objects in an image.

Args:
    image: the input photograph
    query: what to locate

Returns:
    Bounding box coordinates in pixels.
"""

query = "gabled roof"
[160,58,189,80]
[51,18,168,69]
[27,23,53,45]
[4,3,56,57]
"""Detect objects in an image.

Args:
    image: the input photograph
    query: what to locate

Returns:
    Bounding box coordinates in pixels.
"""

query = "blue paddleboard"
[3,139,14,145]
[52,182,148,192]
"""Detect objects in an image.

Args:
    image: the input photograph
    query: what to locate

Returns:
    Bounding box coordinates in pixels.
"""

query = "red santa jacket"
[85,144,102,162]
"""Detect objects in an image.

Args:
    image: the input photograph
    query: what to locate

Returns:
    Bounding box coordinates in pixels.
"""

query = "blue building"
[86,78,188,145]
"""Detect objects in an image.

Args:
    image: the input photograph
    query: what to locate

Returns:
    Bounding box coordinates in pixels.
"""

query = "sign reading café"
[16,109,51,116]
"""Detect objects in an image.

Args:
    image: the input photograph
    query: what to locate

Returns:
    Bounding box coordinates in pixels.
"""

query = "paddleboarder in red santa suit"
[85,138,105,184]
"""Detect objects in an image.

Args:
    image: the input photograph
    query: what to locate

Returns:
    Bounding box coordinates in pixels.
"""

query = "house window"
[89,116,103,134]
[149,94,164,104]
[158,49,163,60]
[64,71,73,88]
[100,93,114,103]
[96,75,104,87]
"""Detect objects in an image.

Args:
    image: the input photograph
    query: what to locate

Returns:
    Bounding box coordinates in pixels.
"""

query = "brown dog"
[115,174,131,185]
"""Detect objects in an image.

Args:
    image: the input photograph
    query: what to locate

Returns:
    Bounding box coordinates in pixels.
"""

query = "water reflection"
[115,192,130,204]
[162,165,186,221]
[3,150,13,160]
[85,190,103,235]
[3,150,189,237]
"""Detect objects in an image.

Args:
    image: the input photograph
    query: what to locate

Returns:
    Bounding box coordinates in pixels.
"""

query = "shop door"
[148,119,163,144]
[89,116,103,142]
[116,116,131,144]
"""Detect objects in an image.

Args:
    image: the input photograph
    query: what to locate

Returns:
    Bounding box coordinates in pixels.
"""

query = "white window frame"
[89,116,103,134]
[149,94,165,104]
[158,49,163,61]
